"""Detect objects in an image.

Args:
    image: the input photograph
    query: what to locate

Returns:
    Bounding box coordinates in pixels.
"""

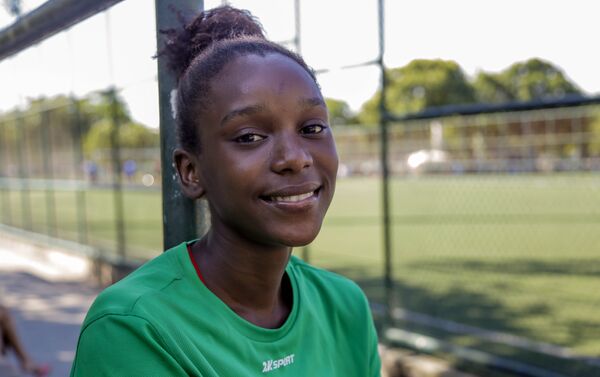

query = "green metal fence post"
[377,0,394,328]
[292,0,311,263]
[0,122,10,225]
[0,0,125,61]
[16,113,32,230]
[155,0,204,250]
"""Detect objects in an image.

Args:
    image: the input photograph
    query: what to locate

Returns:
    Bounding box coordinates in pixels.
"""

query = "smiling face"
[188,53,338,248]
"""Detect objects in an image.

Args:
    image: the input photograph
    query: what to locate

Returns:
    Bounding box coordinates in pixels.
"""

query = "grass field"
[2,173,600,372]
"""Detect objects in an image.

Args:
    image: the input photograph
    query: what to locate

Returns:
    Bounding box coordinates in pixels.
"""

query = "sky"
[1,0,599,129]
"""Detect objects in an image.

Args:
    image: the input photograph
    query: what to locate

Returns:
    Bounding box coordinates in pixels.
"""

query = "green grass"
[0,188,163,256]
[311,174,600,375]
[1,174,600,371]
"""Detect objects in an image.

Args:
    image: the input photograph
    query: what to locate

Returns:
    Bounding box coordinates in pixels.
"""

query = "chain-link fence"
[0,0,164,262]
[312,102,600,376]
[0,91,163,261]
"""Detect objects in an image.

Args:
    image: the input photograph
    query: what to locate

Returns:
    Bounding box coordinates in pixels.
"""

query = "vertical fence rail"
[0,121,10,225]
[155,0,204,250]
[293,0,311,263]
[16,113,32,230]
[377,0,394,325]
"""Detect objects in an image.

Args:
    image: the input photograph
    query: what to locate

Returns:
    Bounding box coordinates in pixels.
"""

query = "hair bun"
[159,6,265,79]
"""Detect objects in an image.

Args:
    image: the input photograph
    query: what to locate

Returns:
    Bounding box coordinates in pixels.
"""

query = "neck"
[192,227,293,328]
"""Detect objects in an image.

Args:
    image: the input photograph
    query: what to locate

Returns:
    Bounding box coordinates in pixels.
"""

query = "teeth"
[271,191,314,202]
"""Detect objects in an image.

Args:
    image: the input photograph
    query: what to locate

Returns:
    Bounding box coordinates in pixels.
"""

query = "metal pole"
[0,122,10,225]
[155,0,204,250]
[294,0,301,54]
[16,114,32,230]
[292,0,311,262]
[377,0,394,324]
[0,0,125,62]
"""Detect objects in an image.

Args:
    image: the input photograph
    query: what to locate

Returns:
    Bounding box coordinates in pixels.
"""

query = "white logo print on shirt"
[262,354,295,373]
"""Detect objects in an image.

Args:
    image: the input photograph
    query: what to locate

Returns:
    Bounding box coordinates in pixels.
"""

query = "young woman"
[71,6,381,376]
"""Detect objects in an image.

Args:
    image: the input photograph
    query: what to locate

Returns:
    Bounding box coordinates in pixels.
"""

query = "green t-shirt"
[71,241,381,376]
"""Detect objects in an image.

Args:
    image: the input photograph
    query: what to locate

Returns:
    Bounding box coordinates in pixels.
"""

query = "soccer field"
[315,174,600,369]
[2,174,600,362]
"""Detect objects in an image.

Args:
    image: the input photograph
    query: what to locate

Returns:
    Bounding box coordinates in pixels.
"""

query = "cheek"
[202,146,264,194]
[319,139,339,179]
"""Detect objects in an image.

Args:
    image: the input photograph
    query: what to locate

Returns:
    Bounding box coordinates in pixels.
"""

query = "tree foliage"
[472,73,514,103]
[474,58,581,103]
[357,57,583,125]
[325,98,356,125]
[358,59,475,124]
[83,120,159,156]
[81,91,159,156]
[0,92,158,159]
[0,95,99,149]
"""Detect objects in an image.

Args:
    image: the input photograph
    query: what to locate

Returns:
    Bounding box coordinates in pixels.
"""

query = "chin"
[288,237,314,248]
[279,224,322,248]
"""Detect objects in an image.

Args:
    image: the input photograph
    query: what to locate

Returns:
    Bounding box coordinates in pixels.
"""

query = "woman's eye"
[234,133,265,143]
[300,124,326,135]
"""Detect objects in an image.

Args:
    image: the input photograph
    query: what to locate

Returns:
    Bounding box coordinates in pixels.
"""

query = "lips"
[260,183,321,204]
[270,191,315,202]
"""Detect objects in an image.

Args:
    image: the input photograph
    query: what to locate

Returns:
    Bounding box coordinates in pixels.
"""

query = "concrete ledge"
[0,225,141,286]
[380,345,479,377]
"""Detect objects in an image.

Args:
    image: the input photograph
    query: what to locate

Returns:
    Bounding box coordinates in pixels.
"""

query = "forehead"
[209,53,322,108]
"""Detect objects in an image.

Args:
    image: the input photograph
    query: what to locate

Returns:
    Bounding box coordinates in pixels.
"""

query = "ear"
[174,148,205,199]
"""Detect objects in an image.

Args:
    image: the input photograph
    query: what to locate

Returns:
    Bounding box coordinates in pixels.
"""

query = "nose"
[270,132,313,174]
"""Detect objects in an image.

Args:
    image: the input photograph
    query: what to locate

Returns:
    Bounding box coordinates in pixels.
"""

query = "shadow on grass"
[406,258,600,351]
[329,264,600,377]
[411,258,600,277]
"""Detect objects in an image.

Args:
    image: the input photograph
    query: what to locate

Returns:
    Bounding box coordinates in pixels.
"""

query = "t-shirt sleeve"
[367,311,382,376]
[70,314,189,377]
[363,298,382,377]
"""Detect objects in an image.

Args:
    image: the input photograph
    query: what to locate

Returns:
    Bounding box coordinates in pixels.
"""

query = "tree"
[81,90,159,156]
[325,98,356,125]
[472,72,514,103]
[358,59,476,124]
[473,58,581,103]
[83,120,159,157]
[0,95,104,174]
[0,93,131,144]
[0,93,158,166]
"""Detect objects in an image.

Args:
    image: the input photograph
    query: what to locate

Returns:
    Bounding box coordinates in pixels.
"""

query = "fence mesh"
[312,105,600,375]
[0,0,162,260]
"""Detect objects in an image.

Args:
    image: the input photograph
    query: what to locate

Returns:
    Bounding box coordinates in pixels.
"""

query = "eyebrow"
[300,97,327,109]
[220,97,326,127]
[220,104,267,127]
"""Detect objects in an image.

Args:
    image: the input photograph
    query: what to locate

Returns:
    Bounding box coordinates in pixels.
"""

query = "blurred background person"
[0,304,50,377]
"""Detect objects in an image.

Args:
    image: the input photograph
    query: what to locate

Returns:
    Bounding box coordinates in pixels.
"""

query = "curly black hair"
[158,6,319,152]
